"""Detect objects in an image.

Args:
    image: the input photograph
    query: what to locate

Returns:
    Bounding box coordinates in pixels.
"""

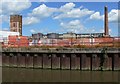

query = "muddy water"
[2,67,119,82]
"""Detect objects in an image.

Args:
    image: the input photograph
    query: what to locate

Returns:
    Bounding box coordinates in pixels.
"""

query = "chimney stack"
[104,6,109,37]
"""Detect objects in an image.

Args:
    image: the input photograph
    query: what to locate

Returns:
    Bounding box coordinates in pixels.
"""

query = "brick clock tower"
[10,15,22,36]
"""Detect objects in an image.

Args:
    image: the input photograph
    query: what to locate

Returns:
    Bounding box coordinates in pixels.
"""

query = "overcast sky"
[0,0,119,37]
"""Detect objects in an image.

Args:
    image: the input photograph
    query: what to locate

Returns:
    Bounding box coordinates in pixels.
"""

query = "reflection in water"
[2,67,119,82]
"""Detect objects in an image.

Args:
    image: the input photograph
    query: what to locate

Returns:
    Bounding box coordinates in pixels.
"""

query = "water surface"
[2,67,120,82]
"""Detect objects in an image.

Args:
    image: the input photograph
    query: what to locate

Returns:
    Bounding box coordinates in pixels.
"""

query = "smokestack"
[104,6,109,37]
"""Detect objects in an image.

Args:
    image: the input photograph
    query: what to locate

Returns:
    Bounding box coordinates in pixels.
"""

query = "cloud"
[0,2,95,26]
[30,2,91,21]
[90,12,103,20]
[37,0,48,2]
[23,16,39,25]
[60,20,84,29]
[59,3,75,12]
[100,29,104,33]
[108,9,118,22]
[29,4,57,18]
[90,9,119,23]
[0,15,2,24]
[30,29,37,33]
[59,20,105,34]
[0,15,9,24]
[1,0,30,2]
[0,9,2,15]
[2,28,9,31]
[0,0,32,24]
[53,3,94,19]
[23,4,57,25]
[60,20,85,33]
[99,28,112,33]
[1,0,31,15]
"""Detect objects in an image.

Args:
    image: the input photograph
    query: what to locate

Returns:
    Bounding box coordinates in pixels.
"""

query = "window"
[13,23,17,27]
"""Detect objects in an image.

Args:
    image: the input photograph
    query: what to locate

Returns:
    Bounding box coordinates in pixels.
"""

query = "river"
[1,67,119,82]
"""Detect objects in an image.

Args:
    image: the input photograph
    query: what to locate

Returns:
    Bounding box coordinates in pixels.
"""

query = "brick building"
[10,15,22,36]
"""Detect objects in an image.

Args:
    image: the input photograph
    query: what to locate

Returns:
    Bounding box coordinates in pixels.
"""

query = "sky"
[0,0,119,37]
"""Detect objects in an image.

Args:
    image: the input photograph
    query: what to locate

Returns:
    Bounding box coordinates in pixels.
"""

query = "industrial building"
[29,6,119,47]
[1,6,119,48]
[32,6,109,40]
[0,30,19,45]
[32,32,105,39]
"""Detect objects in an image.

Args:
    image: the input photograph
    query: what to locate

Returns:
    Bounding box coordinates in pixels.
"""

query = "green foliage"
[99,47,108,71]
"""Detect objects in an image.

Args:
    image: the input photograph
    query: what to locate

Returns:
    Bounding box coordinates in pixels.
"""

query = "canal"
[2,67,120,82]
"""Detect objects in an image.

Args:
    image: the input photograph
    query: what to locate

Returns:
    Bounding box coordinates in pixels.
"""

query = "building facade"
[0,30,19,45]
[10,15,22,36]
[47,33,59,39]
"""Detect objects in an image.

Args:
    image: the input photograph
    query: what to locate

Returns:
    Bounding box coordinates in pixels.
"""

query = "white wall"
[0,30,19,43]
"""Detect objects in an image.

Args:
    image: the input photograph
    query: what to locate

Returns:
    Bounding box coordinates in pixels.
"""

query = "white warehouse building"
[0,30,19,44]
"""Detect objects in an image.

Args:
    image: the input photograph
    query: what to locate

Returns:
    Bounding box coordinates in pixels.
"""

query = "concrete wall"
[61,54,70,70]
[33,54,42,68]
[1,53,120,71]
[0,53,2,67]
[92,54,100,70]
[51,54,60,69]
[114,54,120,70]
[81,54,91,70]
[9,53,17,67]
[17,53,25,67]
[25,54,33,68]
[102,54,112,70]
[71,54,80,70]
[2,53,9,67]
[43,54,51,69]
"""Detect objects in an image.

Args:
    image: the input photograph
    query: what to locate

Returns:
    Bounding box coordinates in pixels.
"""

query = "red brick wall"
[8,35,29,47]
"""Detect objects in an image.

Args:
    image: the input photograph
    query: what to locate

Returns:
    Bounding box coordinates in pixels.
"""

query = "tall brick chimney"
[104,6,109,37]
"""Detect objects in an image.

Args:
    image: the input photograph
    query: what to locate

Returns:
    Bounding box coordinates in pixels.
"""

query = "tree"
[99,47,107,71]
